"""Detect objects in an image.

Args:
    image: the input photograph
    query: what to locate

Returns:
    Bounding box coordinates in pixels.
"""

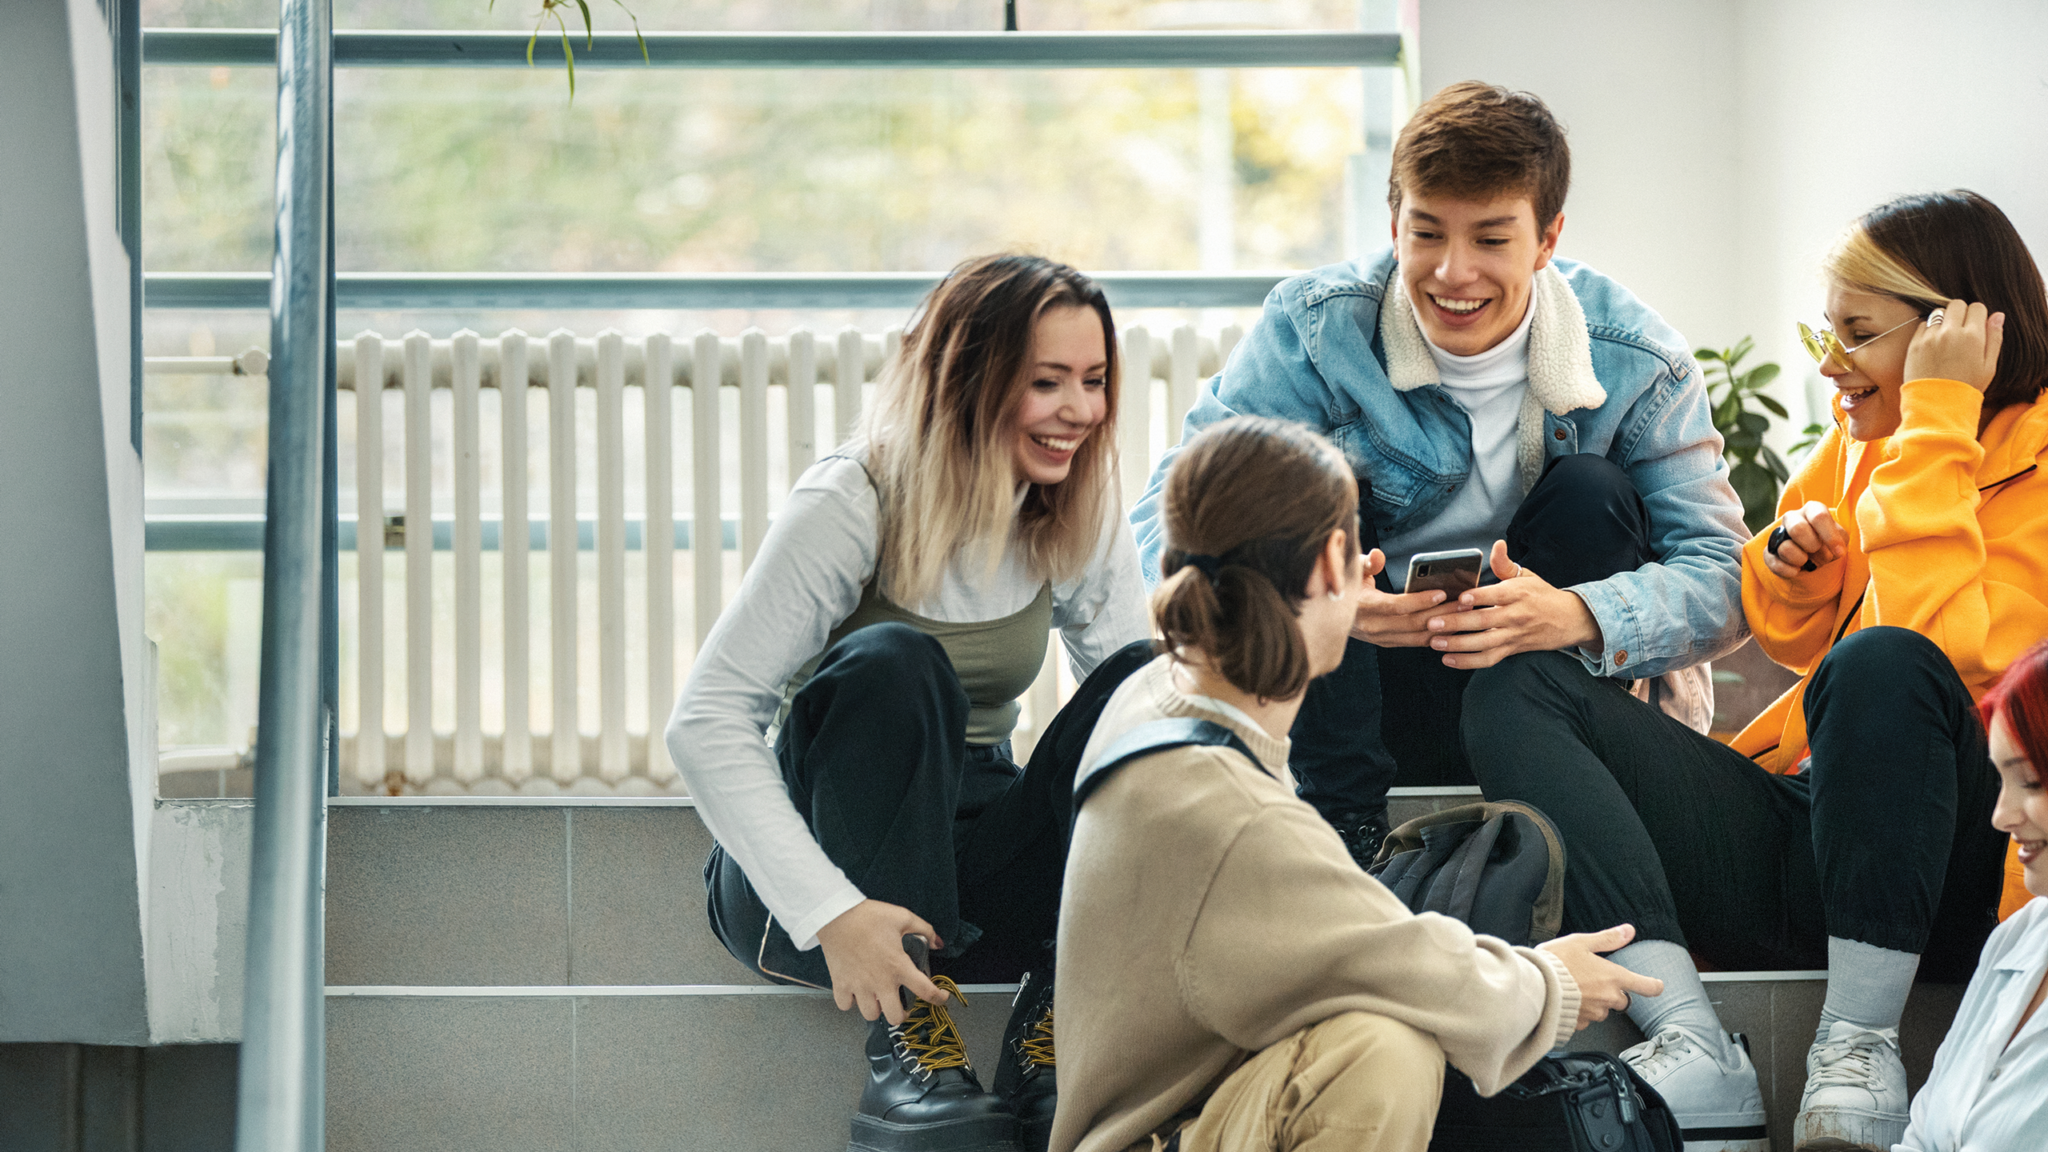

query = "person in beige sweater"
[1055,415,1663,1152]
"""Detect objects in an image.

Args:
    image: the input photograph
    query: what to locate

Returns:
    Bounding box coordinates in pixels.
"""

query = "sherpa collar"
[1380,265,1606,492]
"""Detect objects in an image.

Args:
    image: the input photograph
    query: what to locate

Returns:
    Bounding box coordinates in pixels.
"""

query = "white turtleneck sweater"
[1377,289,1536,588]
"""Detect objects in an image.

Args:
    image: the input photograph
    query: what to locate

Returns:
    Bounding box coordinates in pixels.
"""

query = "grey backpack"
[1369,801,1566,947]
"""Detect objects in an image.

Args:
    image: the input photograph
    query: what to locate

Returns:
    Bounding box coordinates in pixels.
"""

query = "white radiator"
[325,322,1236,792]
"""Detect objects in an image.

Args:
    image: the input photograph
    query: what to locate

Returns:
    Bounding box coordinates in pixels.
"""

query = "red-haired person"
[1898,639,2048,1150]
[1462,189,2048,1152]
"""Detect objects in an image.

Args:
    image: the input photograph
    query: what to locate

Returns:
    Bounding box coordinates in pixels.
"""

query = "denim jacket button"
[1554,428,1568,441]
[1615,650,1628,665]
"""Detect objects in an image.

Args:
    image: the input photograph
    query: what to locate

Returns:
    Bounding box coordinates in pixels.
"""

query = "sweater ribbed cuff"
[1534,948,1581,1053]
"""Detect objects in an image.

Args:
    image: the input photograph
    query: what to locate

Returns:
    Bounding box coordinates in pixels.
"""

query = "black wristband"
[1766,524,1819,573]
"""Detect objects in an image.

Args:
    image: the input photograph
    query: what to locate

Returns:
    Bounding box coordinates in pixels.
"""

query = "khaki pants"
[1177,1012,1445,1152]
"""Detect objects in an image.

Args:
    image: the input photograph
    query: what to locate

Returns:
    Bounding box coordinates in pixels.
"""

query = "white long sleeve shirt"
[1898,897,2048,1152]
[1377,285,1535,587]
[665,448,1150,951]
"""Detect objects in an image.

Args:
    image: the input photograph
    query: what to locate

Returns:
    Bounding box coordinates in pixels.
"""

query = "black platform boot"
[849,937,1020,1152]
[991,967,1056,1152]
[1323,807,1392,870]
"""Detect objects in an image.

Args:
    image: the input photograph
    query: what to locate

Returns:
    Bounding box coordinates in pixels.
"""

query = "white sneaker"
[1793,1021,1908,1152]
[1621,1026,1771,1152]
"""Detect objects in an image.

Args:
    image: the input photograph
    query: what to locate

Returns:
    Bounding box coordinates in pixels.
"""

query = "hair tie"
[1182,553,1223,582]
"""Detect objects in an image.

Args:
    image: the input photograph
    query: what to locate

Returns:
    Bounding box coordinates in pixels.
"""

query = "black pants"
[1290,454,1656,818]
[704,623,1154,986]
[1460,627,2007,980]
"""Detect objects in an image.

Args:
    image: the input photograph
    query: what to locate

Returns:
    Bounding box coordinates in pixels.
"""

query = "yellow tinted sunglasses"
[1797,315,1920,372]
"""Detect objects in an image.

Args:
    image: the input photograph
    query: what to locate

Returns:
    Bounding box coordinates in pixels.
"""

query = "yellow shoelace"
[898,976,973,1072]
[1018,1005,1055,1068]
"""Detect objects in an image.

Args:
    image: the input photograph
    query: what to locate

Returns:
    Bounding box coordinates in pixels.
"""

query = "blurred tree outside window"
[141,0,1373,757]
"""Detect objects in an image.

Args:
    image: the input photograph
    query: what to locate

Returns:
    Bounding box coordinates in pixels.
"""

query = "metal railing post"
[323,63,340,799]
[119,0,142,454]
[235,0,332,1146]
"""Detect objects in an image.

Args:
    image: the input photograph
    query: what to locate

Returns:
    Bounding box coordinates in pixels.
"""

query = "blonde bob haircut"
[1823,226,1945,311]
[860,254,1120,608]
[1822,190,2048,412]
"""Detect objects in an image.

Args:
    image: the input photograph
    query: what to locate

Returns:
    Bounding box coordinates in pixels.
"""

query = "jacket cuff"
[1563,583,1637,677]
[1741,526,1843,609]
[1531,948,1581,1053]
[1898,377,1984,434]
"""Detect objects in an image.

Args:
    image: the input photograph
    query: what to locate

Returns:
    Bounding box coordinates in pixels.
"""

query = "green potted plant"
[1696,338,1818,731]
[1697,338,1793,534]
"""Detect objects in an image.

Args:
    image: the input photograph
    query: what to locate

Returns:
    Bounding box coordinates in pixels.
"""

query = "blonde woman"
[668,254,1151,1152]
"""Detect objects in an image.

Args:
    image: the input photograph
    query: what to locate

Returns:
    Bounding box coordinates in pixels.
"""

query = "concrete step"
[327,985,1021,1152]
[324,979,1964,1152]
[322,796,1962,1152]
[324,794,1475,987]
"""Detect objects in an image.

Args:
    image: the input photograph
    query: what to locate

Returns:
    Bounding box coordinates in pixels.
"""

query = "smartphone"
[899,933,932,1013]
[1404,548,1486,596]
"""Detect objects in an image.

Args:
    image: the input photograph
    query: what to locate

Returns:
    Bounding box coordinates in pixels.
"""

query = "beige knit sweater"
[1052,655,1582,1152]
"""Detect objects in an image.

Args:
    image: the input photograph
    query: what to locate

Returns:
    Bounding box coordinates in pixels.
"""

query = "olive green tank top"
[777,578,1055,746]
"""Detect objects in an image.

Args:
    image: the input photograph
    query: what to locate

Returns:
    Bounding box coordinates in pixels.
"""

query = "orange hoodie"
[1732,377,2048,921]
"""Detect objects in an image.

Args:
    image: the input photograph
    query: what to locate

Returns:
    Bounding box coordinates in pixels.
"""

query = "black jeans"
[704,623,1154,986]
[1290,454,1656,819]
[1461,627,2007,980]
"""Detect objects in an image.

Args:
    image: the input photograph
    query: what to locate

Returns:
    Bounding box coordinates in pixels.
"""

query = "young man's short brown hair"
[1388,81,1571,228]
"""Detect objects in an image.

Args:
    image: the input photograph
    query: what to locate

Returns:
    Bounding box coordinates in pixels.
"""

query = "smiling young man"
[1128,82,1750,860]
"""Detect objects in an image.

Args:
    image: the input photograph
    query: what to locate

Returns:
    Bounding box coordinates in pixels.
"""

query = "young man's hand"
[1536,923,1665,1032]
[1423,540,1602,669]
[1348,547,1475,647]
[815,900,948,1025]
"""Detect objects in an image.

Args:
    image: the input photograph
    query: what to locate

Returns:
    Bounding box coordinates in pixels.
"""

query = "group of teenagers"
[668,82,2048,1152]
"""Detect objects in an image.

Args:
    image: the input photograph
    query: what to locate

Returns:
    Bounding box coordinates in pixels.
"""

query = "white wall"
[1418,0,2048,438]
[1733,0,2048,428]
[1416,0,1744,355]
[0,0,152,1043]
[148,801,252,1044]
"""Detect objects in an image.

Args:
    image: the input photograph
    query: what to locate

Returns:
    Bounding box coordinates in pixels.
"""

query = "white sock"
[1612,939,1738,1065]
[1817,936,1919,1046]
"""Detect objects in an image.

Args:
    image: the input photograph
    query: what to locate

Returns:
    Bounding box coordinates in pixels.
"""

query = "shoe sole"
[1680,1130,1770,1152]
[1794,1108,1905,1152]
[849,1113,1022,1152]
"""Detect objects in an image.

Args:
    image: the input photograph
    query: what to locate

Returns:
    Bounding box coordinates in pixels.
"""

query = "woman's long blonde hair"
[860,254,1121,607]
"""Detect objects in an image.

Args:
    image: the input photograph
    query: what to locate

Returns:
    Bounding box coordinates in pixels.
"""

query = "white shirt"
[1898,897,2048,1152]
[666,447,1150,951]
[1377,287,1535,589]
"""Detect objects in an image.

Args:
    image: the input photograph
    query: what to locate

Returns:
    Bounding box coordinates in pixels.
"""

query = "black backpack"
[1369,801,1566,947]
[1373,803,1682,1152]
[1430,1052,1682,1152]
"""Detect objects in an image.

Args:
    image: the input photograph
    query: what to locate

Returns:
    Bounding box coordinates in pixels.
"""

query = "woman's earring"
[1328,589,1343,601]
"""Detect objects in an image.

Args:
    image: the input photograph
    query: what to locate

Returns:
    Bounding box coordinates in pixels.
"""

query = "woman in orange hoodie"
[1461,190,2048,1152]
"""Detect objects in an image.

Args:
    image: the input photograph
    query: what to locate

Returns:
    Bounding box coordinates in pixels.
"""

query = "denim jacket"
[1130,248,1750,683]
